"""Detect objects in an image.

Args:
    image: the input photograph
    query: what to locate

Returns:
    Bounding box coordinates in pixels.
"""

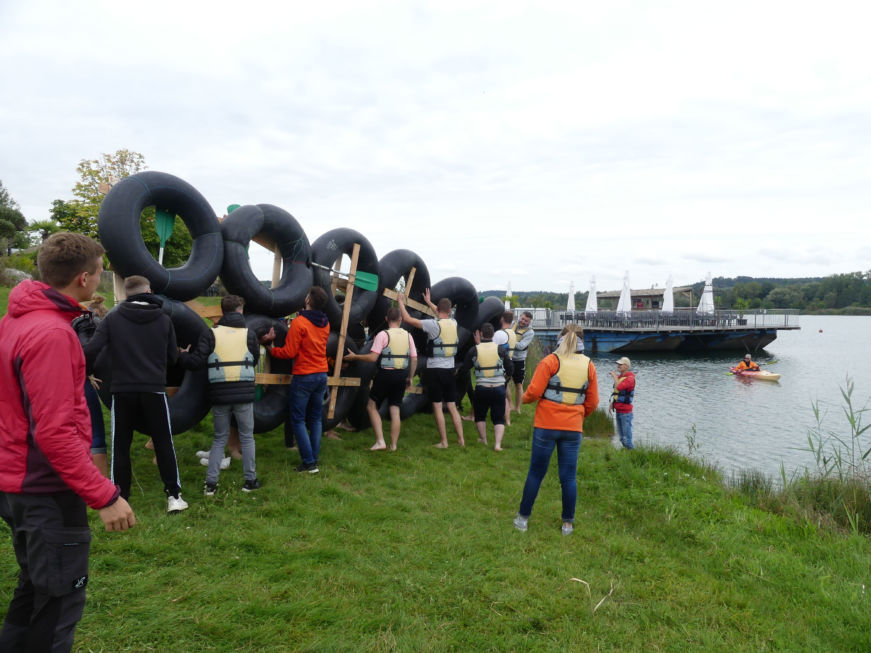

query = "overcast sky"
[2,1,869,295]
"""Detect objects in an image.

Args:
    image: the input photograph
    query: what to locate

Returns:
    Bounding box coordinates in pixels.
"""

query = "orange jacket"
[735,360,759,371]
[270,311,330,375]
[522,353,599,432]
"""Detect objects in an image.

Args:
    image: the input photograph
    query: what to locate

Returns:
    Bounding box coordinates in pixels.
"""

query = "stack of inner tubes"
[97,171,512,435]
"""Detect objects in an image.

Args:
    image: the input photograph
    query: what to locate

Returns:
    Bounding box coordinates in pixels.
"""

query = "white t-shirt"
[421,318,455,369]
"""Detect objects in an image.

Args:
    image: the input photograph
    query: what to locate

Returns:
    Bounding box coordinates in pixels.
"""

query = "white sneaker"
[195,450,210,459]
[513,514,528,532]
[199,456,231,470]
[167,495,189,513]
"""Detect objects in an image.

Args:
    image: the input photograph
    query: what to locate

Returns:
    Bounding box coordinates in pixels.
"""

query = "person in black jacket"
[180,295,262,495]
[81,276,189,513]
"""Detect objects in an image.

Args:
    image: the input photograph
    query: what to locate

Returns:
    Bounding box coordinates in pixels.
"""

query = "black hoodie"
[82,293,179,393]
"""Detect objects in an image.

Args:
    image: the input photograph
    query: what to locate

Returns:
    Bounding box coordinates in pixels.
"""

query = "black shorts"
[473,384,506,425]
[369,368,408,407]
[424,367,457,404]
[510,360,526,385]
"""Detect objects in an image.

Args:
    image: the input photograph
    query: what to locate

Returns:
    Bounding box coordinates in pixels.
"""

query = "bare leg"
[144,437,154,450]
[514,382,524,414]
[446,402,465,447]
[494,424,506,451]
[366,399,387,450]
[432,402,448,447]
[388,405,401,450]
[325,429,343,440]
[93,452,109,477]
[228,426,242,460]
[476,420,487,444]
[505,396,512,427]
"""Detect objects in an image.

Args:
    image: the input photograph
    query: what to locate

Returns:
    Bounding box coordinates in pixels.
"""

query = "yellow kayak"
[730,368,781,382]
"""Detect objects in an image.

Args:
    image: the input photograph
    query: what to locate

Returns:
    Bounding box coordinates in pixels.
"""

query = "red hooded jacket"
[0,280,119,509]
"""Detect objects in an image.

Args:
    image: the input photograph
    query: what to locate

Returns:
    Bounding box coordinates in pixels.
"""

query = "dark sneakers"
[203,482,217,496]
[242,479,261,492]
[295,463,319,474]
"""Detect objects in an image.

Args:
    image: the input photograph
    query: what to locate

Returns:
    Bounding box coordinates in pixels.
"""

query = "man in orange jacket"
[269,286,330,473]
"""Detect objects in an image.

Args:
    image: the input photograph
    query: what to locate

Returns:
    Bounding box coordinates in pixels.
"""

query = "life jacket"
[429,318,458,358]
[473,342,504,380]
[499,327,517,358]
[611,373,634,405]
[542,353,590,405]
[512,322,530,341]
[208,326,255,384]
[380,327,411,370]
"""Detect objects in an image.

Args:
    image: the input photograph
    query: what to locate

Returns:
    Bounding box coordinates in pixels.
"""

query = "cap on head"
[744,354,751,360]
[616,357,631,368]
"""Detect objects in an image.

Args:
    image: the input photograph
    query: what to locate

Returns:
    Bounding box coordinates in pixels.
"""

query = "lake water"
[587,315,871,481]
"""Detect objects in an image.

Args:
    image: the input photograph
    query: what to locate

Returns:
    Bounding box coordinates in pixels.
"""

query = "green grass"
[2,406,870,652]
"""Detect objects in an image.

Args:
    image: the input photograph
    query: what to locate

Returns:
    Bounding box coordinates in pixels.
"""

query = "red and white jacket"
[0,280,119,509]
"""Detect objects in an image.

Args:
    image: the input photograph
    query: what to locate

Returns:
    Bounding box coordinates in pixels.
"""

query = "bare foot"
[325,430,342,440]
[461,415,475,422]
[434,442,449,449]
[229,449,243,460]
[370,442,387,451]
[144,438,154,450]
[152,455,157,465]
[494,446,503,452]
[457,439,466,447]
[390,445,397,451]
[477,437,487,444]
[337,420,356,432]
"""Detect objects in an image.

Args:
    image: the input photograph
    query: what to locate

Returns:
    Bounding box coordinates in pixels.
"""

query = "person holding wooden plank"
[344,306,417,451]
[398,289,465,448]
[268,286,330,473]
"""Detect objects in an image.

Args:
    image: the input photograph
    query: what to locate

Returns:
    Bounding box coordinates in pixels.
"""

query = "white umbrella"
[616,271,632,315]
[661,274,674,313]
[566,281,575,312]
[585,276,597,314]
[697,272,715,315]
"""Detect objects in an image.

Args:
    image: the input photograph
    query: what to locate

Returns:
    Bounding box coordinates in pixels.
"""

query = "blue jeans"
[616,412,634,449]
[289,373,327,465]
[519,428,582,523]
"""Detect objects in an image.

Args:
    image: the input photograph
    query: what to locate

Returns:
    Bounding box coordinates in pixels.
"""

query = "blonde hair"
[555,324,584,357]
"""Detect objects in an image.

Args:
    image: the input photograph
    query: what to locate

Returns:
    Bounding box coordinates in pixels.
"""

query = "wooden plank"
[254,373,361,387]
[328,243,360,418]
[185,300,223,323]
[382,288,436,317]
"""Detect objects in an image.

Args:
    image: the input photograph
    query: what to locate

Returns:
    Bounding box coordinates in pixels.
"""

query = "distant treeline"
[484,271,871,314]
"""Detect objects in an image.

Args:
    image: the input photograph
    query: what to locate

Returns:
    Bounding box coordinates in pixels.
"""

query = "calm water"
[587,316,871,480]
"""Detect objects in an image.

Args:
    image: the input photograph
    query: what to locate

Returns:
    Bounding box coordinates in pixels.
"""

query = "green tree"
[60,150,193,268]
[0,180,29,255]
[28,219,61,244]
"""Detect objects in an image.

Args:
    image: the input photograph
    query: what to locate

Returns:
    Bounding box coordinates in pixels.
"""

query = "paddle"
[310,261,379,292]
[155,209,175,265]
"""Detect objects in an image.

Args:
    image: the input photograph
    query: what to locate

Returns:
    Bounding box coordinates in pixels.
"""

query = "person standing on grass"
[268,286,330,474]
[398,289,465,448]
[80,275,189,513]
[458,323,513,451]
[513,324,598,536]
[344,306,417,451]
[509,310,535,414]
[609,356,635,450]
[179,295,263,495]
[0,232,136,653]
[493,310,518,427]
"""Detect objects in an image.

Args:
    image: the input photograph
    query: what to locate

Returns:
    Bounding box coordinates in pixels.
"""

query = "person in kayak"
[735,354,760,371]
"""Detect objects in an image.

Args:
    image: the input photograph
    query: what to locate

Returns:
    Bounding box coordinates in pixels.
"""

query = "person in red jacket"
[513,324,598,536]
[0,232,135,653]
[609,357,636,450]
[268,286,330,473]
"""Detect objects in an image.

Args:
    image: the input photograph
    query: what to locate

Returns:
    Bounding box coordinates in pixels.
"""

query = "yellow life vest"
[542,353,589,405]
[380,327,411,370]
[500,328,517,358]
[208,326,255,384]
[430,318,458,358]
[473,342,504,380]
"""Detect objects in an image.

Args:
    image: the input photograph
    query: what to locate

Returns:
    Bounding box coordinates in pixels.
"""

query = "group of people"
[0,230,642,651]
